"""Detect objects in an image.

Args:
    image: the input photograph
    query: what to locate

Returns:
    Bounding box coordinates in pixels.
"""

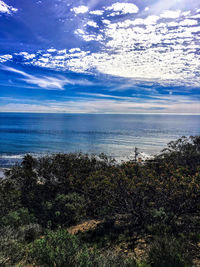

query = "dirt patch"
[67,219,102,235]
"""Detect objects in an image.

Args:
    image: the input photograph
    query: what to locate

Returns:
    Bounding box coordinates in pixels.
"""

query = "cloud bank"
[0,0,200,113]
[1,95,199,114]
[1,3,199,88]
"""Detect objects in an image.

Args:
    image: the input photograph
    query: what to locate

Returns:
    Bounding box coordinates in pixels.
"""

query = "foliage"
[53,193,86,226]
[29,229,80,266]
[0,136,200,266]
[146,236,192,267]
[29,228,141,267]
[0,208,36,228]
[85,250,140,267]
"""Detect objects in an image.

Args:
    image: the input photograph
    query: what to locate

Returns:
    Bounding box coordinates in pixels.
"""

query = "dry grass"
[67,219,102,235]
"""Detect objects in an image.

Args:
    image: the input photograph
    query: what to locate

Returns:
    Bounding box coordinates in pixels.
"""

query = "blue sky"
[0,0,200,113]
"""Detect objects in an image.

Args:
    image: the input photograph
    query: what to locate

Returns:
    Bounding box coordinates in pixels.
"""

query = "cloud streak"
[1,66,93,90]
[1,94,199,114]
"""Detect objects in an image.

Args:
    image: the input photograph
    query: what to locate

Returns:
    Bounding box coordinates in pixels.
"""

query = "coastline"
[0,150,154,169]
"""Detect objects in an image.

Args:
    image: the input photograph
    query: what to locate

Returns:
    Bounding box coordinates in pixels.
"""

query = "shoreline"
[0,151,154,169]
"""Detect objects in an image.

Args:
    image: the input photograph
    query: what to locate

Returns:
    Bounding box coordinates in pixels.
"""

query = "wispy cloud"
[78,92,134,100]
[2,66,68,90]
[1,66,93,90]
[1,96,199,114]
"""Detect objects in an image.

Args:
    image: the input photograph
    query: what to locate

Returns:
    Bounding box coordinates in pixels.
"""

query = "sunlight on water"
[0,113,199,167]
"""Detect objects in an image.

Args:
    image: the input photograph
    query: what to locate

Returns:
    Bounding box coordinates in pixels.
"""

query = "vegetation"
[0,136,200,266]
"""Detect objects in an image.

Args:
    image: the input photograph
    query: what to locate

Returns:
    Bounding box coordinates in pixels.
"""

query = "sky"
[0,0,200,113]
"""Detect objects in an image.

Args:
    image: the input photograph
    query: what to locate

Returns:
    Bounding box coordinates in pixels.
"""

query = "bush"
[54,193,86,226]
[91,250,140,267]
[77,248,142,267]
[0,226,25,265]
[0,208,36,228]
[28,229,141,267]
[1,136,200,265]
[28,229,80,266]
[147,236,192,267]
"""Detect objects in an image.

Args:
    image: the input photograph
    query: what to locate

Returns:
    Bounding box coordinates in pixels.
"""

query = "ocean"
[0,113,200,167]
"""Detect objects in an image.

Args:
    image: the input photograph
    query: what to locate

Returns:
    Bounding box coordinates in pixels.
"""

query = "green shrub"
[76,247,91,267]
[1,136,200,265]
[0,226,25,265]
[147,236,192,267]
[28,229,80,266]
[28,229,141,267]
[93,251,139,267]
[54,193,86,226]
[0,208,36,228]
[77,249,142,267]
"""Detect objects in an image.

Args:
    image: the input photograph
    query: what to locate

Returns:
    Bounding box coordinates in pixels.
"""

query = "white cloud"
[182,11,191,17]
[57,49,67,54]
[75,29,103,42]
[47,48,56,52]
[74,29,84,35]
[71,5,88,14]
[179,19,198,26]
[4,6,200,89]
[86,20,98,28]
[79,92,133,100]
[0,0,17,14]
[188,26,200,32]
[167,21,179,27]
[0,54,12,63]
[1,66,93,89]
[102,19,110,25]
[69,48,81,53]
[1,96,200,114]
[16,52,36,60]
[71,9,199,87]
[24,76,67,90]
[105,2,139,15]
[191,13,200,19]
[2,66,67,90]
[90,10,104,15]
[160,10,181,19]
[116,15,160,28]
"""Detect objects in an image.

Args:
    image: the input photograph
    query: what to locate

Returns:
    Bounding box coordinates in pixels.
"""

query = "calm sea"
[0,113,200,167]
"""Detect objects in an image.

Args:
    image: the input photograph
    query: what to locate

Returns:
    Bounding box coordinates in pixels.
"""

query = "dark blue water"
[0,113,200,167]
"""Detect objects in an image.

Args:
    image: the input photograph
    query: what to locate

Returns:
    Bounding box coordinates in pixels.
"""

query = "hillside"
[0,136,200,266]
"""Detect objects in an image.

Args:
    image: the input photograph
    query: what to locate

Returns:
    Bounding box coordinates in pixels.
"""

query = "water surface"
[0,113,199,167]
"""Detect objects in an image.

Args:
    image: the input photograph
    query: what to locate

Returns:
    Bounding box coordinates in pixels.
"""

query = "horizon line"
[0,112,200,115]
